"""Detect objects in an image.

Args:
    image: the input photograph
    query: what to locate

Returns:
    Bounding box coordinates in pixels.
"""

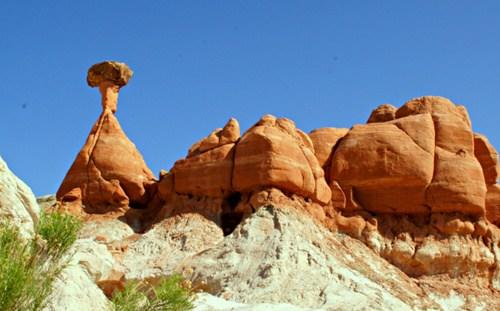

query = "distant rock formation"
[56,61,155,214]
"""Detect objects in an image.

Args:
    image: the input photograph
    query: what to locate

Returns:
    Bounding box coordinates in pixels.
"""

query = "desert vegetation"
[111,275,194,311]
[0,211,82,311]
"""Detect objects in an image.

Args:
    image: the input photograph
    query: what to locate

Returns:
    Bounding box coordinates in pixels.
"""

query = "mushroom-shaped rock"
[87,61,133,113]
[233,115,331,204]
[367,104,397,123]
[57,61,155,213]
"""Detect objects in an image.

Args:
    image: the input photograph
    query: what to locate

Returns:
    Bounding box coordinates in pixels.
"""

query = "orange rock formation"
[57,61,155,213]
[55,63,500,284]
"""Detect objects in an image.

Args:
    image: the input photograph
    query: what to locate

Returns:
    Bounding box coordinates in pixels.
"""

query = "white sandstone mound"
[0,156,40,239]
[178,206,439,311]
[122,213,224,281]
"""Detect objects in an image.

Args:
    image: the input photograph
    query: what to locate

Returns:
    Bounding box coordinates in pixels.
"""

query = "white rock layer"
[0,156,40,239]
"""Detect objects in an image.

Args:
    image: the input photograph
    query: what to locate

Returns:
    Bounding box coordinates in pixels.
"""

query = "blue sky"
[1,1,500,196]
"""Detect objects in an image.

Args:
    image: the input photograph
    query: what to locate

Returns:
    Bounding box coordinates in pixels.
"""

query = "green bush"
[37,211,82,257]
[112,275,194,311]
[0,212,82,311]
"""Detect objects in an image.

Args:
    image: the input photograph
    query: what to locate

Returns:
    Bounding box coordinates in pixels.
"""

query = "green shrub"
[37,211,82,258]
[112,275,194,311]
[0,212,82,311]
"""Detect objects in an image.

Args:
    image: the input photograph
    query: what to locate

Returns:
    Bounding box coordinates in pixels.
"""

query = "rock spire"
[56,61,155,213]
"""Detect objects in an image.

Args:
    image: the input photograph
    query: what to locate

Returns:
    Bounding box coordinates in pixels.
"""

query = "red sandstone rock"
[332,96,486,215]
[433,214,475,235]
[156,171,174,201]
[171,118,240,198]
[188,118,240,157]
[331,113,435,213]
[233,115,331,204]
[57,62,155,212]
[396,97,485,215]
[474,133,500,184]
[367,104,397,123]
[308,128,348,170]
[329,181,346,209]
[335,214,366,238]
[486,184,500,225]
[426,147,486,215]
[173,143,235,197]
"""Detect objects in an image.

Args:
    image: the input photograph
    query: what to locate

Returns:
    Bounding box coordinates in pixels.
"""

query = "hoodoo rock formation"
[47,62,500,309]
[56,61,155,213]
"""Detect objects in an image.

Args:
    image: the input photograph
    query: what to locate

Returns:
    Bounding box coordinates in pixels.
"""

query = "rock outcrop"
[233,115,331,204]
[178,206,443,310]
[308,127,348,175]
[172,119,240,197]
[48,63,500,309]
[474,133,500,184]
[0,156,40,239]
[332,113,435,214]
[42,239,114,311]
[486,184,500,225]
[121,213,223,281]
[56,61,155,213]
[474,133,500,225]
[332,96,486,216]
[367,103,397,123]
[397,97,486,215]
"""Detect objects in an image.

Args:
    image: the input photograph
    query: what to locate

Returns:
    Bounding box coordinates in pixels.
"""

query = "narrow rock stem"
[99,81,120,113]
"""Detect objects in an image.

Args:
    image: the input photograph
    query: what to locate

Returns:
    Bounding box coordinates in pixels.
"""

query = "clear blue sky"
[1,1,500,196]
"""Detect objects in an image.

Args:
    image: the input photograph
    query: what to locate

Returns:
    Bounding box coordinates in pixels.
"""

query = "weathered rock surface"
[79,218,135,244]
[57,110,156,212]
[57,61,155,213]
[367,103,397,123]
[358,213,499,279]
[173,143,235,197]
[486,184,500,225]
[178,206,441,310]
[122,213,223,281]
[332,113,435,213]
[0,156,40,239]
[43,239,113,311]
[233,115,331,204]
[474,133,500,184]
[308,127,348,170]
[194,293,319,311]
[43,264,110,311]
[397,96,486,215]
[332,96,487,215]
[188,118,240,157]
